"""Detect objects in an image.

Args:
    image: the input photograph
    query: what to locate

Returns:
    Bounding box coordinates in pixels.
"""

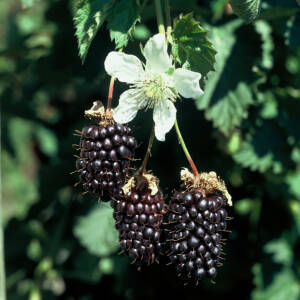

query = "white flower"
[104,33,204,141]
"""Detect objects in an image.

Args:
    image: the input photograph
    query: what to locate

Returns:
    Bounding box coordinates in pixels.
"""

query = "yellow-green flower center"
[131,72,176,110]
[142,73,166,104]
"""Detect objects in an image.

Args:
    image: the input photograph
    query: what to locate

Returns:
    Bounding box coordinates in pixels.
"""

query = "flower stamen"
[131,72,176,110]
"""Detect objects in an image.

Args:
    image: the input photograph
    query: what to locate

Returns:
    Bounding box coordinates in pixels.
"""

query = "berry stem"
[154,0,165,34]
[139,125,155,175]
[174,119,199,177]
[107,76,115,111]
[161,0,199,178]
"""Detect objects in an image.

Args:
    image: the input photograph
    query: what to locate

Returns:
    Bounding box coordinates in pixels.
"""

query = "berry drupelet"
[74,102,137,201]
[111,174,165,266]
[166,169,232,284]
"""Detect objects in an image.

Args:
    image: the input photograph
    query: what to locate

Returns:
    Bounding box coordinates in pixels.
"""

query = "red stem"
[107,77,115,110]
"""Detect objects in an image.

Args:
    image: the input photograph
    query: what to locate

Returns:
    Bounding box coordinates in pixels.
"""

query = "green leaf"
[286,171,300,199]
[258,92,278,120]
[297,0,300,7]
[285,15,300,49]
[195,20,259,135]
[233,122,290,173]
[107,0,140,49]
[2,118,39,224]
[229,0,261,23]
[172,13,217,87]
[73,0,115,63]
[234,198,253,215]
[264,238,293,266]
[206,82,254,135]
[196,20,242,109]
[35,126,58,157]
[210,0,228,20]
[133,24,151,41]
[74,205,119,257]
[259,0,299,20]
[252,265,300,300]
[2,151,38,225]
[21,0,36,9]
[233,141,276,173]
[254,20,274,70]
[99,257,114,274]
[289,200,300,235]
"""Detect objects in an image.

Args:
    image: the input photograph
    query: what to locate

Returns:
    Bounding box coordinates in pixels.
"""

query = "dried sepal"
[122,173,159,196]
[84,101,114,126]
[180,168,232,206]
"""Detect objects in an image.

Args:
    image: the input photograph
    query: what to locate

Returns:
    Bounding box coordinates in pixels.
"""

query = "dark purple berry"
[112,175,164,265]
[166,189,230,284]
[75,122,137,201]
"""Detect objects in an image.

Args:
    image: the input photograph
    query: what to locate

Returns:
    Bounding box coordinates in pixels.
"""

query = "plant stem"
[0,172,6,299]
[139,126,155,175]
[174,119,199,177]
[154,0,198,176]
[154,0,165,34]
[140,0,149,14]
[107,76,115,111]
[164,0,172,42]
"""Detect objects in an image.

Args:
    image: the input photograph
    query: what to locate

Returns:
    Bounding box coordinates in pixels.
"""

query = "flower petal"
[104,52,144,84]
[113,89,146,124]
[153,99,176,141]
[173,68,204,99]
[144,34,172,73]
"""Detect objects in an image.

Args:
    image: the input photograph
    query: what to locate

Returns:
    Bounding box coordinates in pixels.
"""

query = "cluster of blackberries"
[111,176,165,265]
[75,123,137,201]
[167,190,228,283]
[74,121,231,285]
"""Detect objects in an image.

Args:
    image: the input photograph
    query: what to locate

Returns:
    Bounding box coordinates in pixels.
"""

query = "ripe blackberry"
[111,174,165,265]
[74,102,137,201]
[166,169,232,284]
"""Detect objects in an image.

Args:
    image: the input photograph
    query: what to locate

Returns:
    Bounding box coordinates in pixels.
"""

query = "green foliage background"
[1,0,300,299]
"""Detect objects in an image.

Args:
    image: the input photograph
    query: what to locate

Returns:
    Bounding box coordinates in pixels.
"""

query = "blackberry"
[111,174,165,265]
[166,169,232,284]
[74,102,137,201]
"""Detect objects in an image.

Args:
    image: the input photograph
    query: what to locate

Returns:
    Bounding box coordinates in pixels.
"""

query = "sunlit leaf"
[133,24,151,41]
[258,92,278,119]
[264,238,293,266]
[285,14,300,49]
[107,0,140,49]
[254,20,274,70]
[233,122,291,173]
[229,0,261,23]
[73,0,115,63]
[286,171,300,199]
[74,205,119,257]
[235,198,253,215]
[172,13,217,87]
[21,0,36,9]
[252,265,300,300]
[205,82,254,135]
[195,20,259,135]
[2,118,39,224]
[35,125,58,157]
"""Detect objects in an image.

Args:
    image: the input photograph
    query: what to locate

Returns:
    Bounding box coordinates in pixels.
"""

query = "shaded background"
[1,0,300,299]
